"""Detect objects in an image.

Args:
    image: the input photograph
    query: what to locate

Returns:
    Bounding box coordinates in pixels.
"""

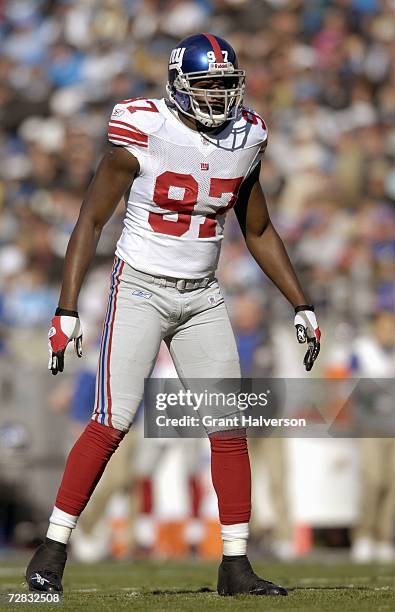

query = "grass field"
[0,558,394,611]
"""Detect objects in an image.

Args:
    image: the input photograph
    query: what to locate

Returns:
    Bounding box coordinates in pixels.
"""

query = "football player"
[26,33,320,596]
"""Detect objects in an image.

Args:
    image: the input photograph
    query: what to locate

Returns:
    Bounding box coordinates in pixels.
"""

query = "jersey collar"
[160,98,226,154]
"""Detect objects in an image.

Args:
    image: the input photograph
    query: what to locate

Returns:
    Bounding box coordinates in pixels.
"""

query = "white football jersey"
[108,97,267,278]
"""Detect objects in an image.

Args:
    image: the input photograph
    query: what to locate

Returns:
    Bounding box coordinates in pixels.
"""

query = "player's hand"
[294,305,321,372]
[48,308,83,375]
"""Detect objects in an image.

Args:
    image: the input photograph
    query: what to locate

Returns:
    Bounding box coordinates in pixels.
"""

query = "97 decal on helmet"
[48,308,83,375]
[166,32,245,128]
[294,305,321,371]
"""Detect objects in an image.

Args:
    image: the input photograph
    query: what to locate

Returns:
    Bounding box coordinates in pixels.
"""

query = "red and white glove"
[294,305,321,372]
[48,308,83,375]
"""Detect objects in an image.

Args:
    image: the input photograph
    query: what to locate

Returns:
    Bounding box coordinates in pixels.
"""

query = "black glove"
[294,305,321,371]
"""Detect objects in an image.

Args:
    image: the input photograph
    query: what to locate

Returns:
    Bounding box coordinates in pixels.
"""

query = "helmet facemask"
[167,68,245,128]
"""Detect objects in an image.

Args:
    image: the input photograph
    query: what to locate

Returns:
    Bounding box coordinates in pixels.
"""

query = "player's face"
[192,76,238,115]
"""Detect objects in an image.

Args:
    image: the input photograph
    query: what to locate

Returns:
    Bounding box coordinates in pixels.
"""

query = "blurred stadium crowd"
[0,0,395,562]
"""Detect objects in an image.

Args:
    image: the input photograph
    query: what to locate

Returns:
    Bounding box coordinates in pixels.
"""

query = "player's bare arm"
[236,172,307,307]
[235,170,321,370]
[59,147,139,310]
[48,146,139,374]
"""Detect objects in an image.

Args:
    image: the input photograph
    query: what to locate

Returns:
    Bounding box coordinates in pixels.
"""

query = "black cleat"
[217,555,288,596]
[26,538,67,593]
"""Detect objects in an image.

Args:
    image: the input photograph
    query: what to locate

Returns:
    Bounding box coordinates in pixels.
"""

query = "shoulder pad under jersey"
[108,98,166,148]
[237,106,268,149]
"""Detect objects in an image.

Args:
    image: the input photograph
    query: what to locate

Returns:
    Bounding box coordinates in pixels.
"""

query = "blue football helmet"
[166,33,245,128]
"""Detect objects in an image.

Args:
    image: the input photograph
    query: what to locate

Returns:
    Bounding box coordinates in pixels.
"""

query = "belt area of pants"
[130,266,215,291]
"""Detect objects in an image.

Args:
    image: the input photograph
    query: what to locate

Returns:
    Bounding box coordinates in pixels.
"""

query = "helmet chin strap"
[186,104,226,128]
[195,111,226,128]
[192,98,232,128]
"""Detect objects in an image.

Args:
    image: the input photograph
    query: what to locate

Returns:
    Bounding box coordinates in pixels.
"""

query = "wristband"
[294,304,314,314]
[55,307,79,318]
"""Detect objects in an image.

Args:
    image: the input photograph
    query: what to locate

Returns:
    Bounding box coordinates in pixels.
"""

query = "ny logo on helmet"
[169,47,186,68]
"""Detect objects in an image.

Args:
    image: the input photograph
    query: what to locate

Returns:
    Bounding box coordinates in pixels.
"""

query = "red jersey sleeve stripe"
[108,133,148,147]
[108,126,148,144]
[202,32,223,62]
[108,124,148,140]
[109,119,147,135]
[108,136,148,148]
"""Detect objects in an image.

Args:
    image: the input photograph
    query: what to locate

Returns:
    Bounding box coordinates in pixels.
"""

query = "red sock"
[55,420,126,516]
[189,476,201,518]
[209,430,251,525]
[138,478,153,514]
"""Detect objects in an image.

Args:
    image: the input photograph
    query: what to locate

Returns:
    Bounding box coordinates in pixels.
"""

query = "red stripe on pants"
[106,260,124,426]
[93,259,117,420]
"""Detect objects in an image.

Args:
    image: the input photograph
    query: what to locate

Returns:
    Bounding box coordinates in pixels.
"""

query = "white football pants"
[91,256,241,432]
